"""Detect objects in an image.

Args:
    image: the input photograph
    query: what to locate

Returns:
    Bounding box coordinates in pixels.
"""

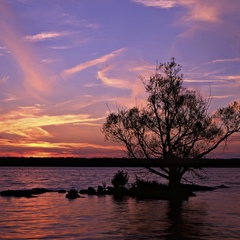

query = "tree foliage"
[111,170,129,189]
[102,58,240,186]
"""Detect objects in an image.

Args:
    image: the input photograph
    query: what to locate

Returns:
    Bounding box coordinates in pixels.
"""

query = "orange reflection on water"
[1,181,240,239]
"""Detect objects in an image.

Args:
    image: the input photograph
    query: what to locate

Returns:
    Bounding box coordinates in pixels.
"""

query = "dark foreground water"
[0,167,240,239]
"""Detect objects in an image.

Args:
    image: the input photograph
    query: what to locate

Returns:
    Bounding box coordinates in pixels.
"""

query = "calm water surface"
[0,167,240,239]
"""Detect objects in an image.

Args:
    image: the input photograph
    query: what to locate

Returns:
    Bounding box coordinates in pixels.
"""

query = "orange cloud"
[0,136,123,158]
[0,104,104,140]
[0,101,110,157]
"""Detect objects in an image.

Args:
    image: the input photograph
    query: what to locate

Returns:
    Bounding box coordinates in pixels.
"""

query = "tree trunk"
[168,167,188,200]
[168,167,181,188]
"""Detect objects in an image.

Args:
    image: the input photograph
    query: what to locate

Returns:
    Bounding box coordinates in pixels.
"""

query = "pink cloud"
[0,2,53,101]
[134,0,239,23]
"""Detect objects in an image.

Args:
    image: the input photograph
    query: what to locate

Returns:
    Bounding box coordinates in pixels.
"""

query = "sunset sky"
[0,0,239,158]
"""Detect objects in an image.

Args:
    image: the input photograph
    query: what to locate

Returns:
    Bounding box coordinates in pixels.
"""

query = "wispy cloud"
[0,101,112,157]
[181,1,220,23]
[212,95,232,99]
[1,94,19,103]
[133,0,178,9]
[224,75,240,81]
[133,0,238,23]
[94,60,150,109]
[0,46,9,55]
[62,48,125,77]
[0,105,103,139]
[0,138,123,158]
[49,45,71,50]
[41,58,62,64]
[184,79,229,83]
[64,18,100,29]
[211,58,240,64]
[0,76,9,84]
[0,2,52,100]
[97,65,129,88]
[24,31,72,42]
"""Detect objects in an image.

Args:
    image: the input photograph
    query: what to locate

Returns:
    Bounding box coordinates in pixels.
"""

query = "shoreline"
[0,157,240,167]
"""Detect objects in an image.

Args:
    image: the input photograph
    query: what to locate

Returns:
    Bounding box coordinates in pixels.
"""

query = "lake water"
[0,167,240,239]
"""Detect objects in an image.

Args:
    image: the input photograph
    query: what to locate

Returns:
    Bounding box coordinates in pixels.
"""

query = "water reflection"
[165,200,208,240]
[0,193,210,239]
[109,196,210,240]
[0,168,240,239]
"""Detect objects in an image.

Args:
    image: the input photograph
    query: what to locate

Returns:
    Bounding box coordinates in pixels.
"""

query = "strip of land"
[0,157,240,167]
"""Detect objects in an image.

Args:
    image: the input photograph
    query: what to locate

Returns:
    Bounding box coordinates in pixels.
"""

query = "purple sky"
[0,0,239,158]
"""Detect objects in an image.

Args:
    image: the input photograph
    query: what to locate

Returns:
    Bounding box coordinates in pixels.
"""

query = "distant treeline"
[0,157,240,167]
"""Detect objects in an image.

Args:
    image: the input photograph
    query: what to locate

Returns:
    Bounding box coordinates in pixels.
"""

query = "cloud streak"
[133,0,178,9]
[0,76,9,84]
[0,138,123,158]
[211,58,240,64]
[62,48,125,78]
[0,108,102,138]
[0,1,53,100]
[97,65,129,88]
[24,31,72,42]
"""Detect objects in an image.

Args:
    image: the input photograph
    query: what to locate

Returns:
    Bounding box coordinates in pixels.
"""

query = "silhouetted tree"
[102,58,240,187]
[111,170,129,189]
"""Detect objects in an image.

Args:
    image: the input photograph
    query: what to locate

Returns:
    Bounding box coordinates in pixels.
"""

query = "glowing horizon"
[0,0,239,158]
